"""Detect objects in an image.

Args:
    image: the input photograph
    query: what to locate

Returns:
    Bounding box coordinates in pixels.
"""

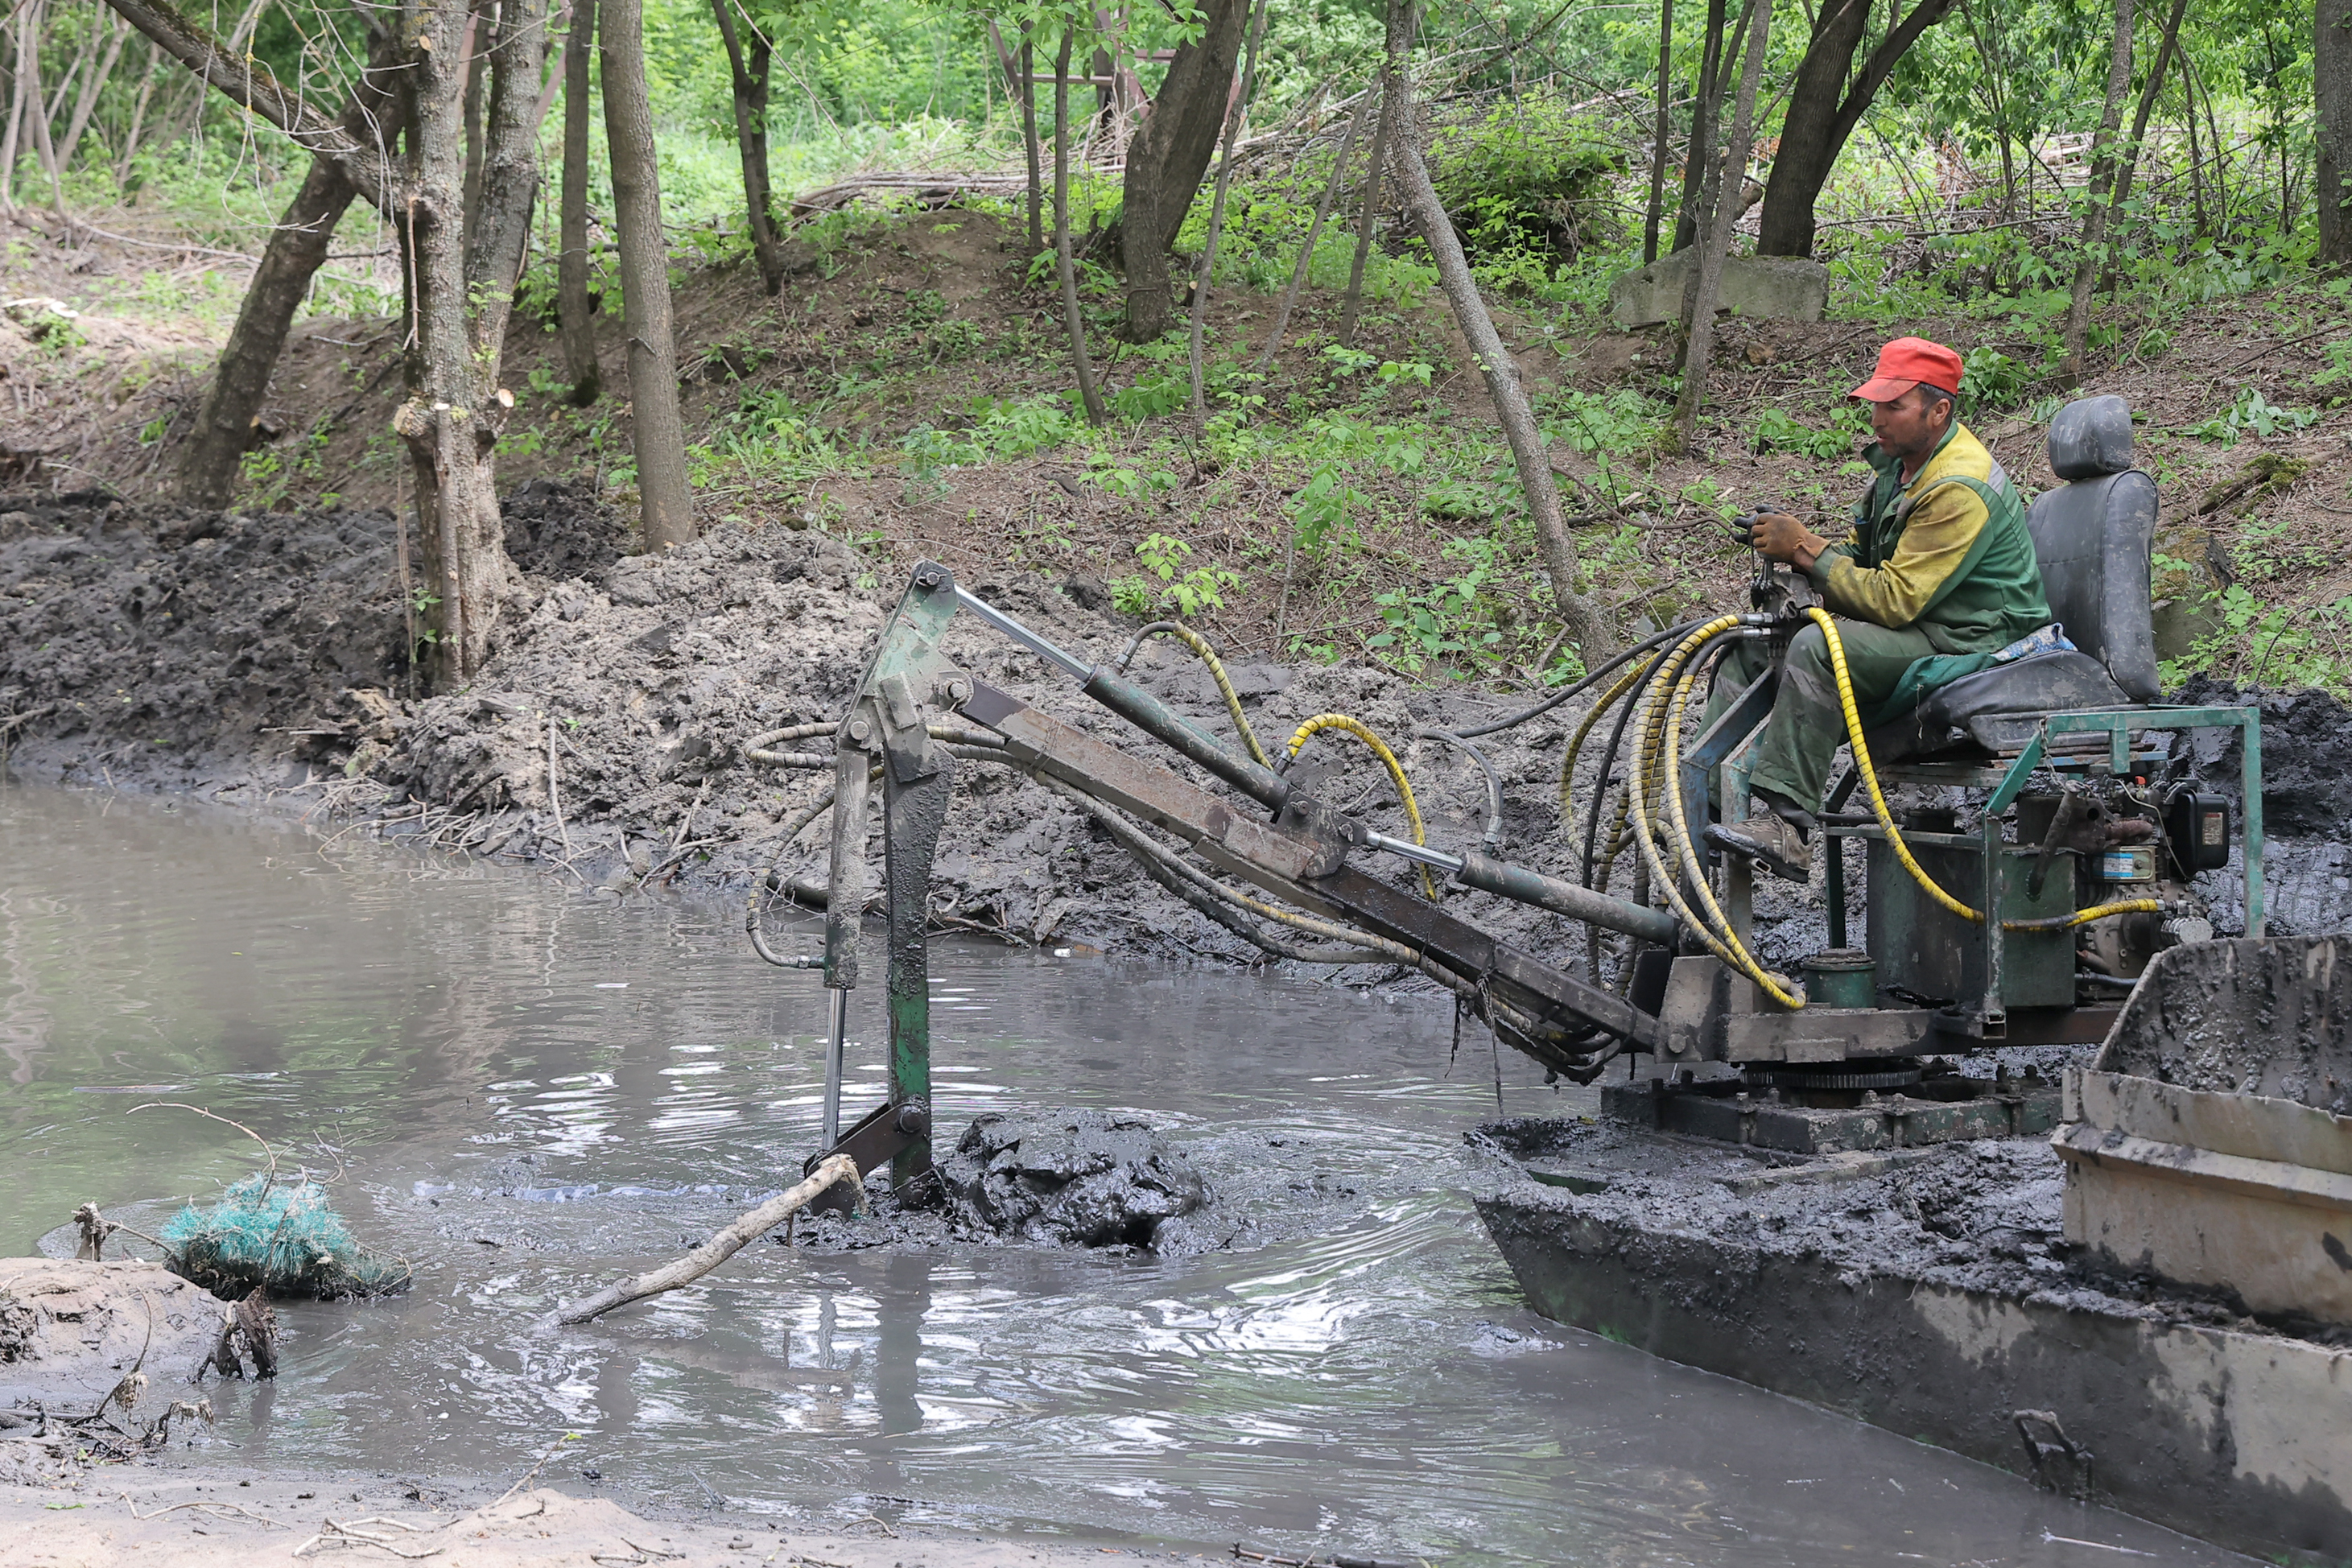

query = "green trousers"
[1702,617,1938,816]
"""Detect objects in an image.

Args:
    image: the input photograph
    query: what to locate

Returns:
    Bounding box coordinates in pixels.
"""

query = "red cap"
[1850,336,1963,402]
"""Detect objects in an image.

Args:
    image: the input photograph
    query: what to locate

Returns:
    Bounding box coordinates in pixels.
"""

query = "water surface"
[0,783,2244,1565]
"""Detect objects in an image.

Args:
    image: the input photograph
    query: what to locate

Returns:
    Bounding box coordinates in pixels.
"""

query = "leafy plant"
[2184,388,2320,446]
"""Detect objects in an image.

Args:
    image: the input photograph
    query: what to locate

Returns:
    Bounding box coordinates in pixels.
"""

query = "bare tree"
[601,0,697,549]
[2106,0,2190,218]
[1392,117,1613,658]
[1186,0,1269,422]
[389,0,553,684]
[1672,0,1771,448]
[1339,0,1415,349]
[712,0,785,295]
[95,2,403,506]
[1669,0,1727,251]
[2317,0,2352,262]
[1252,97,1368,374]
[2063,0,2138,382]
[1117,0,1249,340]
[1642,0,1673,263]
[1053,25,1106,424]
[1021,27,1042,253]
[559,0,602,404]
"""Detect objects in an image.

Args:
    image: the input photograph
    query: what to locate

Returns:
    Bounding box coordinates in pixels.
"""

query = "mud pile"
[937,1110,1210,1252]
[0,491,406,784]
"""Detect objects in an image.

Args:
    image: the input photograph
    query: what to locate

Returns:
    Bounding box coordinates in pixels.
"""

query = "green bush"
[1429,92,1624,281]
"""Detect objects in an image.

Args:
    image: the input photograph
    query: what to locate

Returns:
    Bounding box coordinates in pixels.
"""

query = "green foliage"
[160,1174,406,1301]
[1752,406,1852,460]
[1368,538,1508,671]
[1111,533,1240,617]
[1429,89,1623,293]
[2182,387,2321,446]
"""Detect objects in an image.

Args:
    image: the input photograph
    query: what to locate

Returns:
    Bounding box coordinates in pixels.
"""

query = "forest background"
[2,0,2350,696]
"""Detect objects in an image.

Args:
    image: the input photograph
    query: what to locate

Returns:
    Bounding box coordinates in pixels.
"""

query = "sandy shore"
[0,1475,1230,1567]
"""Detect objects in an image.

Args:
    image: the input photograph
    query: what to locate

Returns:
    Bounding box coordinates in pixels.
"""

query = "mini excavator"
[749,394,2264,1180]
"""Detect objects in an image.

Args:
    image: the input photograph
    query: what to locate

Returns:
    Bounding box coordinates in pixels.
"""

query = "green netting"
[159,1174,406,1300]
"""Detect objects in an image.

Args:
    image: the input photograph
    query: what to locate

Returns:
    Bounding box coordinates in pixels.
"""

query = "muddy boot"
[1707,807,1811,881]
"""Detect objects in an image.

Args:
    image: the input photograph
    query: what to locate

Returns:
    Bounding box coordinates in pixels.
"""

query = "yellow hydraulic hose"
[1117,621,1273,767]
[1805,607,1987,925]
[2006,898,2166,931]
[1558,657,1649,828]
[1622,620,1808,1009]
[1284,713,1438,900]
[1658,635,1801,1004]
[1805,609,2175,935]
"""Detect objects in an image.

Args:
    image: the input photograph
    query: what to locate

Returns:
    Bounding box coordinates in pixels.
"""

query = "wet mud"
[938,1110,1210,1252]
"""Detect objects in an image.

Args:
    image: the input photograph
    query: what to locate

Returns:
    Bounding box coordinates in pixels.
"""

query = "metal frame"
[1804,704,2264,1037]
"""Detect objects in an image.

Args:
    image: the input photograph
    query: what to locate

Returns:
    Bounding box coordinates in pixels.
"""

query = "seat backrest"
[2023,394,2160,702]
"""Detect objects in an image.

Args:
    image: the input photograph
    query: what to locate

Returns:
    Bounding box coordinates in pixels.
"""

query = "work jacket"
[1805,419,2053,721]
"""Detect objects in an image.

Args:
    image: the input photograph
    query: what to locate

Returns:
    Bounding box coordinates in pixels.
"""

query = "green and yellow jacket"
[1804,419,2053,721]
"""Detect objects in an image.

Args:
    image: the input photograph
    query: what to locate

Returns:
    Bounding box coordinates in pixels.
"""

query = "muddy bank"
[5,484,2346,981]
[0,486,1616,975]
[0,1479,1218,1566]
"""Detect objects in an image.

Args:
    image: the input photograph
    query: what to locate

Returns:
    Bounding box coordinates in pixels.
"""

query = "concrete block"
[1608,247,1830,330]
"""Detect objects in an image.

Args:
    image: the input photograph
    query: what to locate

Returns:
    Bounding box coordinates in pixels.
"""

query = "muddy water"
[0,784,2244,1566]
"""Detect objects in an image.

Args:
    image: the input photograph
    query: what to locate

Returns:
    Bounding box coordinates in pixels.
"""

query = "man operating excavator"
[1704,336,2056,880]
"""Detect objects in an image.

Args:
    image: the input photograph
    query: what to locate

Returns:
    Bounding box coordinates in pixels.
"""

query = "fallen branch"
[546,1155,864,1326]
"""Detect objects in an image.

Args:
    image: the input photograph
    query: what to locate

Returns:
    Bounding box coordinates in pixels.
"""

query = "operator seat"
[1863,394,2160,761]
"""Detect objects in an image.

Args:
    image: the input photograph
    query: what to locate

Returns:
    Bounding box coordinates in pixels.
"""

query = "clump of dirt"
[937,1110,1210,1251]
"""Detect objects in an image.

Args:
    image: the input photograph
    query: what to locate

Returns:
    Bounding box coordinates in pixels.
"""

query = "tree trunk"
[1393,122,1611,658]
[114,39,162,179]
[1252,97,1366,373]
[712,0,784,295]
[600,0,696,551]
[1671,0,1727,251]
[559,0,600,405]
[179,159,353,505]
[2321,0,2352,263]
[1643,0,1673,263]
[1673,0,1771,448]
[391,0,547,687]
[1,10,31,217]
[1054,27,1106,424]
[56,13,128,172]
[1339,0,1414,348]
[2106,0,2189,217]
[1186,0,1268,422]
[176,23,406,507]
[1117,0,1248,341]
[1021,29,1042,253]
[2062,0,2136,383]
[1753,0,1956,256]
[461,0,489,258]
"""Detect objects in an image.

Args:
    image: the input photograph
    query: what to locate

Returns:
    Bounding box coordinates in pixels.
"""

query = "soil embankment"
[9,484,2352,972]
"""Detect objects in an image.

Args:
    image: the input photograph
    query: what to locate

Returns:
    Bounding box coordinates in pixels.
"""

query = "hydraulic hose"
[1558,654,1649,836]
[1622,618,1802,1004]
[2004,898,2167,931]
[1283,713,1438,900]
[1656,625,1794,1005]
[1114,620,1273,767]
[1448,616,1710,740]
[1805,609,2177,938]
